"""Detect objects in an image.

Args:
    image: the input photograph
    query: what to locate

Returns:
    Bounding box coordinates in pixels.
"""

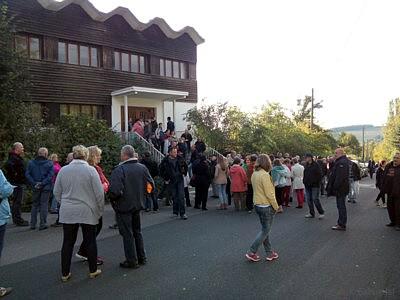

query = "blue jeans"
[305,187,324,216]
[250,206,275,255]
[0,224,6,258]
[336,195,347,227]
[216,184,228,205]
[170,181,185,216]
[30,190,51,228]
[50,193,58,212]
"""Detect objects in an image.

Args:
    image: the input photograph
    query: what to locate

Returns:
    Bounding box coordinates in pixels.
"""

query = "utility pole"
[362,125,365,162]
[310,88,314,130]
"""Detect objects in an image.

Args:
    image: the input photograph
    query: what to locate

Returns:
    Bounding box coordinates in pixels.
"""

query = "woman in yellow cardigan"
[245,154,280,263]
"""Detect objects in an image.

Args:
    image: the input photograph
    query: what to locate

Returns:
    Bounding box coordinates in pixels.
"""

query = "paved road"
[1,178,399,300]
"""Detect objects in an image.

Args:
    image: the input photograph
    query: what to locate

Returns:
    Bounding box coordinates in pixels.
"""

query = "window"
[68,44,78,65]
[14,34,41,60]
[113,50,147,73]
[58,42,66,63]
[58,41,98,67]
[121,52,129,72]
[160,58,188,79]
[79,45,89,66]
[60,104,104,119]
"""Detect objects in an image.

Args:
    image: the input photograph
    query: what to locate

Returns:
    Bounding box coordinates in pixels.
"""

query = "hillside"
[330,125,383,142]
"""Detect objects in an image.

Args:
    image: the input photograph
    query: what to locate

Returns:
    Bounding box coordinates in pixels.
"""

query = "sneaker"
[0,287,13,297]
[266,251,279,262]
[245,252,261,262]
[305,214,315,218]
[97,257,104,266]
[181,214,188,220]
[382,204,387,208]
[61,273,71,283]
[75,252,88,261]
[89,269,102,279]
[318,214,325,220]
[331,225,346,231]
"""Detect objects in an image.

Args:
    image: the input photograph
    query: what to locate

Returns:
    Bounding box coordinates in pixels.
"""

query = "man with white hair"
[109,145,154,269]
[4,142,29,226]
[25,147,54,230]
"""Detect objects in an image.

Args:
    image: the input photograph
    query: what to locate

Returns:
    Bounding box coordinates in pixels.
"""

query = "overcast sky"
[81,0,399,128]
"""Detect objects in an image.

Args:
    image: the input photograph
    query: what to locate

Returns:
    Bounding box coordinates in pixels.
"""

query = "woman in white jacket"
[291,158,305,209]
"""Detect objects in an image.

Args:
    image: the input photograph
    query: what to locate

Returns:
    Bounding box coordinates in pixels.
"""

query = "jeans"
[0,224,6,258]
[348,179,359,201]
[117,210,146,263]
[226,178,232,205]
[216,184,228,205]
[170,181,185,216]
[305,187,325,216]
[30,190,51,228]
[336,195,347,227]
[50,193,58,212]
[250,206,275,255]
[212,183,218,197]
[376,190,386,204]
[145,189,159,211]
[62,223,98,276]
[11,185,24,223]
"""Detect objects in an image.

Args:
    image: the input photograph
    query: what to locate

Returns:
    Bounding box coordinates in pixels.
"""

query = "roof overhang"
[111,86,188,100]
[36,0,205,45]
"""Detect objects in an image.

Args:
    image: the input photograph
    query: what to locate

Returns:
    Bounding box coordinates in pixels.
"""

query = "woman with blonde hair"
[214,156,229,210]
[245,154,279,263]
[76,146,109,265]
[54,145,104,282]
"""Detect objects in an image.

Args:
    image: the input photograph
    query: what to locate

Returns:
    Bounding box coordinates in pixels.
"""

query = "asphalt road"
[1,178,399,300]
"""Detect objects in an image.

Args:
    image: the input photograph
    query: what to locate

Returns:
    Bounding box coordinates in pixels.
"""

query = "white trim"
[36,0,205,45]
[111,86,189,98]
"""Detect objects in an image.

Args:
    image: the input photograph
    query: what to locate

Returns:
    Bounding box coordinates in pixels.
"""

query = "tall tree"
[293,95,323,126]
[337,132,362,157]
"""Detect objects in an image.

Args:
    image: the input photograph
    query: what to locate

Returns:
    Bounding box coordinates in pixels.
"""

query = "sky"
[74,0,400,128]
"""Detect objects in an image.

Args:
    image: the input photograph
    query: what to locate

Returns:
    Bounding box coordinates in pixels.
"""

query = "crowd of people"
[0,130,398,295]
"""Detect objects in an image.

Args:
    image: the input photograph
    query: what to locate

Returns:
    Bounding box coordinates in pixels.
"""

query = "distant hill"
[330,125,383,142]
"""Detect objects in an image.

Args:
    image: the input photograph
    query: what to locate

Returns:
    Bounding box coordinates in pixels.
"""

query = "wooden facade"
[7,0,201,124]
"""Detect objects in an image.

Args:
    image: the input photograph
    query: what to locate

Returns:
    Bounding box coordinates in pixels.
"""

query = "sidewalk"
[2,193,219,266]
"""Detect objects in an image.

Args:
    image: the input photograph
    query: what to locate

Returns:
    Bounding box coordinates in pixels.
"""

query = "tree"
[293,95,323,127]
[337,132,362,157]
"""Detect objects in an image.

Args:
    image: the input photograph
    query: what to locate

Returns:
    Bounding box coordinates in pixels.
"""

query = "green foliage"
[293,95,323,126]
[337,132,362,158]
[186,101,337,156]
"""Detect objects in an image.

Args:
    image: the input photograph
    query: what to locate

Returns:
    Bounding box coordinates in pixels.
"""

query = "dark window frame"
[113,50,147,74]
[14,34,42,60]
[159,58,188,80]
[60,104,104,119]
[58,40,99,67]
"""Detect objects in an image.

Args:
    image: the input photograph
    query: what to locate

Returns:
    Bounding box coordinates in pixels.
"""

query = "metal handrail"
[119,132,165,164]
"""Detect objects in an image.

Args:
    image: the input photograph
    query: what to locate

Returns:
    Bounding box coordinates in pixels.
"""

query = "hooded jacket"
[25,156,54,191]
[230,164,248,193]
[4,151,25,185]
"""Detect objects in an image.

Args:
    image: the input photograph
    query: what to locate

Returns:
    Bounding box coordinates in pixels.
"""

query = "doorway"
[121,106,156,132]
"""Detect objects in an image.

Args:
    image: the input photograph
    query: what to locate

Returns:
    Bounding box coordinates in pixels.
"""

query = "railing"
[119,132,165,164]
[205,147,226,159]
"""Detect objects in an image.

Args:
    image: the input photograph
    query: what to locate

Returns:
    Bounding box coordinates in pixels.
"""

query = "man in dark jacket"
[303,154,325,219]
[3,142,28,226]
[109,145,154,269]
[382,152,400,230]
[327,148,351,231]
[166,117,175,133]
[140,151,159,212]
[25,148,54,230]
[181,129,193,155]
[348,161,362,203]
[160,147,188,219]
[195,139,206,154]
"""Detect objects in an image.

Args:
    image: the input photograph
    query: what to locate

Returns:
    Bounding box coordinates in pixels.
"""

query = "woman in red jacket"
[230,157,248,211]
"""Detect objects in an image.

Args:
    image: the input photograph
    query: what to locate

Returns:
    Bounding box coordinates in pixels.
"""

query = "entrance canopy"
[111,86,189,132]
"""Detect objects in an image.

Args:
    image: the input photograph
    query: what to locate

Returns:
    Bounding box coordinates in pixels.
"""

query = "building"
[7,0,204,133]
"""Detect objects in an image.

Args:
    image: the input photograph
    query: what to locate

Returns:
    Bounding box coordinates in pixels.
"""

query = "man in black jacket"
[3,142,29,226]
[327,148,351,231]
[303,154,325,219]
[382,152,400,230]
[140,152,159,212]
[160,147,188,220]
[109,145,154,269]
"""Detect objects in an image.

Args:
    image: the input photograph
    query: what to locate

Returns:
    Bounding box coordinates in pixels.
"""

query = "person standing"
[192,155,212,210]
[282,159,292,207]
[303,154,325,219]
[209,155,219,198]
[155,123,164,152]
[291,158,305,209]
[368,160,375,179]
[166,117,175,133]
[26,148,54,231]
[140,151,160,212]
[327,148,351,231]
[181,129,193,155]
[109,145,154,268]
[382,152,400,230]
[375,160,387,207]
[0,170,16,296]
[76,146,108,265]
[245,155,257,212]
[271,159,289,213]
[230,157,248,211]
[49,154,62,214]
[54,145,104,281]
[160,147,188,219]
[317,157,328,196]
[194,139,206,154]
[3,142,28,226]
[214,156,229,210]
[245,154,279,263]
[348,161,361,203]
